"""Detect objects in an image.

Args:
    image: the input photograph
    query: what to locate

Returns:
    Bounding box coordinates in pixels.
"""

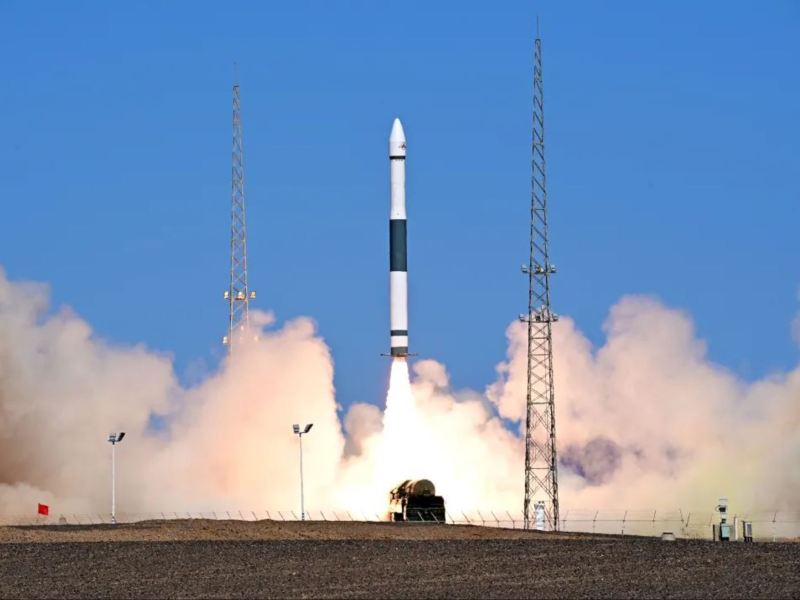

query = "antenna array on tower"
[519,30,560,530]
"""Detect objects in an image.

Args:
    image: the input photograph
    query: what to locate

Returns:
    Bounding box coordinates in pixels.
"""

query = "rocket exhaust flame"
[381,358,419,476]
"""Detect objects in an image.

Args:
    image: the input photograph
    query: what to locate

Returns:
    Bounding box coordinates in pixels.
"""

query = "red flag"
[37,503,49,516]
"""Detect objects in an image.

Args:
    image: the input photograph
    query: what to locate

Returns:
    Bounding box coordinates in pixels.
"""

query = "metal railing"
[1,509,797,541]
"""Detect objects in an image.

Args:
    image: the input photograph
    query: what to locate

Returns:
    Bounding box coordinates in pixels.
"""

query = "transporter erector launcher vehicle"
[389,479,446,522]
[389,118,410,358]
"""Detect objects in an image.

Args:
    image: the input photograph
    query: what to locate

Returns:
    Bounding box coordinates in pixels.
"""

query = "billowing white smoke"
[0,267,798,516]
[0,271,174,513]
[0,268,344,514]
[142,312,346,512]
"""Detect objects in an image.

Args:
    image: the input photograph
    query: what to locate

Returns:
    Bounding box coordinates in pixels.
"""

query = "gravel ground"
[0,519,574,544]
[0,521,797,599]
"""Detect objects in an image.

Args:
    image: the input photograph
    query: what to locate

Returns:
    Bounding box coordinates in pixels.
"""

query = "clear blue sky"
[1,1,798,408]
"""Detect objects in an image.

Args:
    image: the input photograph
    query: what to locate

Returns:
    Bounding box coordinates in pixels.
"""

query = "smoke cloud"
[489,297,800,510]
[0,267,798,517]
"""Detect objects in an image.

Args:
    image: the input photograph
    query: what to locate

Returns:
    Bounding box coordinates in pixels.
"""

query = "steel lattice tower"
[520,29,560,530]
[223,80,255,352]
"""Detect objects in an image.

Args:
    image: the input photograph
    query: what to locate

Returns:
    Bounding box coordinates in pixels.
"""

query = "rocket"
[389,118,409,358]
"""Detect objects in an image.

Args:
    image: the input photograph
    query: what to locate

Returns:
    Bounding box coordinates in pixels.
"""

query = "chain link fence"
[1,508,797,541]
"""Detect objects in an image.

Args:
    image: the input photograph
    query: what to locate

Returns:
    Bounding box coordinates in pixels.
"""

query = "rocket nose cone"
[389,118,407,158]
[389,118,406,143]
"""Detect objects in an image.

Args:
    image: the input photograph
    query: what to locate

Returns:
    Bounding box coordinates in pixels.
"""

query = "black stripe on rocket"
[390,220,407,272]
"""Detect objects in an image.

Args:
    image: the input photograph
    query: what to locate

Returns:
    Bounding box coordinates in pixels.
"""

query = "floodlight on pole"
[292,423,313,521]
[107,432,125,524]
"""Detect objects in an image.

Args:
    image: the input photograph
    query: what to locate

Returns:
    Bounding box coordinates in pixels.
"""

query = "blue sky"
[1,1,798,409]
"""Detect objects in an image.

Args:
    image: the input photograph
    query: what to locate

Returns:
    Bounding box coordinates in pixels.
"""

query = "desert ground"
[0,520,797,599]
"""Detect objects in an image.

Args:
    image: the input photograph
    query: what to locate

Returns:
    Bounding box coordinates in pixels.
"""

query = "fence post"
[621,510,628,536]
[506,511,515,529]
[709,513,714,541]
[593,510,599,534]
[477,510,486,526]
[685,512,692,537]
[773,511,778,542]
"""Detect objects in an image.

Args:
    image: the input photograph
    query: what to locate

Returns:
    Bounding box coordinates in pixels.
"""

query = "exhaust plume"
[0,268,798,516]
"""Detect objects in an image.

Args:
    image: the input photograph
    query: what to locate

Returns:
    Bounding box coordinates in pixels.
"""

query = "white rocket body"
[389,118,408,357]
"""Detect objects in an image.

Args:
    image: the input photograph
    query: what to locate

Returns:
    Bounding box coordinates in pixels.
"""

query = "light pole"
[292,423,313,520]
[107,432,125,524]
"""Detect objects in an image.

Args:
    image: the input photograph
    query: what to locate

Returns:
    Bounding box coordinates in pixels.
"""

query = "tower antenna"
[519,27,560,530]
[223,76,255,352]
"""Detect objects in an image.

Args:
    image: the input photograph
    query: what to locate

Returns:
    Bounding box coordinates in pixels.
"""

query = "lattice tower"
[520,30,560,530]
[224,80,255,352]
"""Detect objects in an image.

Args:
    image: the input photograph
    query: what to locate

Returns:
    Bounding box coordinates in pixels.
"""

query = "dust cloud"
[0,268,797,517]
